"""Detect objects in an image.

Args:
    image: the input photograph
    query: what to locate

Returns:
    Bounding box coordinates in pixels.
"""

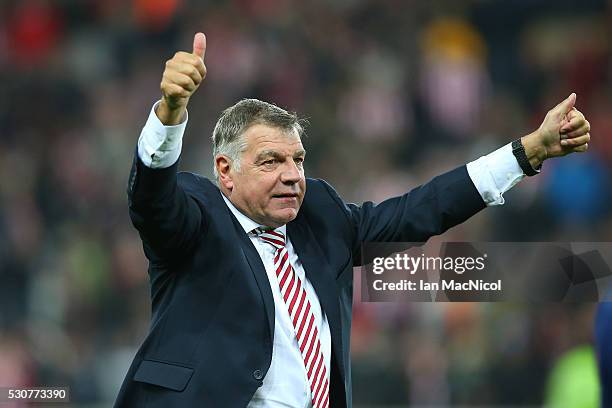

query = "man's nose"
[280,160,302,184]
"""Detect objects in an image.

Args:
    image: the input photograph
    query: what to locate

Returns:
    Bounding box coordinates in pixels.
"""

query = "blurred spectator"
[545,345,600,408]
[5,0,64,67]
[419,17,489,140]
[596,299,612,408]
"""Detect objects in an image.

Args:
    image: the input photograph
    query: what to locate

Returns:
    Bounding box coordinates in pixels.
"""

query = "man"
[596,300,612,406]
[115,32,591,407]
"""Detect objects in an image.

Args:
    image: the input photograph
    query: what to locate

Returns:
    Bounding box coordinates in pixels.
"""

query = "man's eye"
[263,159,276,165]
[295,158,304,165]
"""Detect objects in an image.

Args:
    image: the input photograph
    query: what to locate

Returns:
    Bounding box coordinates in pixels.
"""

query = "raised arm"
[127,33,208,262]
[341,93,590,261]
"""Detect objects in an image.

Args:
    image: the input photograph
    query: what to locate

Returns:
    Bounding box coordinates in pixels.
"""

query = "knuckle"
[175,52,189,62]
[162,83,174,94]
[178,76,191,87]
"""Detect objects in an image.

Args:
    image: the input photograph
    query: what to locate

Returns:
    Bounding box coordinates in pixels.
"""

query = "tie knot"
[253,227,286,249]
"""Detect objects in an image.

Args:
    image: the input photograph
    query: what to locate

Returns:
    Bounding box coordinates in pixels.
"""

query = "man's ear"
[216,155,234,190]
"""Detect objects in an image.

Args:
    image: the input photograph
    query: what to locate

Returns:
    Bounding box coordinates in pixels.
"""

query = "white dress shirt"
[136,100,527,407]
[222,194,331,408]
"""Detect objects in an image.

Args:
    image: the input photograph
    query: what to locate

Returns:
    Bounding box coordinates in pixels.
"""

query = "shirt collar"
[221,192,287,236]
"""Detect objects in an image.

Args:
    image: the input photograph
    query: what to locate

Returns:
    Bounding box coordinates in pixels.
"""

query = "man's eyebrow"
[255,150,282,161]
[255,149,307,161]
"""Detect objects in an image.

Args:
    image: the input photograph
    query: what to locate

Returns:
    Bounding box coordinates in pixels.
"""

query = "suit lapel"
[287,217,346,385]
[226,204,276,345]
[217,188,345,385]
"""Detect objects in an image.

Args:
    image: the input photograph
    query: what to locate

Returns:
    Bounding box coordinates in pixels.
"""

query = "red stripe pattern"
[255,228,329,408]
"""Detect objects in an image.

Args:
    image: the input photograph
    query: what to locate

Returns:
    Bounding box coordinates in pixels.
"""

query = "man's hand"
[521,93,591,169]
[157,32,207,125]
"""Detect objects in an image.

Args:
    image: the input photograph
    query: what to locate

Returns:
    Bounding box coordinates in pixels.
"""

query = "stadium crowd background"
[0,0,611,406]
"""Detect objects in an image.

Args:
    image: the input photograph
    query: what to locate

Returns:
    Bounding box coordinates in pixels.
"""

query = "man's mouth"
[272,193,298,198]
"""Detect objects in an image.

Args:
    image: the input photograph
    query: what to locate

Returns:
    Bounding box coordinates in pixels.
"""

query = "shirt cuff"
[466,143,525,206]
[137,100,188,168]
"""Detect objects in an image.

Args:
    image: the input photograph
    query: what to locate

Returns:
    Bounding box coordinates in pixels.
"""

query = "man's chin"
[267,208,299,227]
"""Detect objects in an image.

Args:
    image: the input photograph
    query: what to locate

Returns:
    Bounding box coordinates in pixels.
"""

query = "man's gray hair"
[212,99,307,179]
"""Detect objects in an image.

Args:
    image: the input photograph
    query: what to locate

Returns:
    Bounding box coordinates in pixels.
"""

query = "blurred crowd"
[1,0,611,406]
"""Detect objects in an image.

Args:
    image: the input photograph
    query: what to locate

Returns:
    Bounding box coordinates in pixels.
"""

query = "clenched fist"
[157,32,207,125]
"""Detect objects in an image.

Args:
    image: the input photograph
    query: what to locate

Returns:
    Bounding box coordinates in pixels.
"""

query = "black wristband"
[511,139,541,176]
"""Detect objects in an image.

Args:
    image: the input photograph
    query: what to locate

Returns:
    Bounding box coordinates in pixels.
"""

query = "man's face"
[222,124,306,228]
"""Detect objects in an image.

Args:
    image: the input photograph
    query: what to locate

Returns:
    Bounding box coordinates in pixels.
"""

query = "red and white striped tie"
[255,228,329,408]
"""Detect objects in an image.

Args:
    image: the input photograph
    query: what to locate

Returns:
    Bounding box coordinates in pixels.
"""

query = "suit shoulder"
[304,178,351,218]
[306,178,341,200]
[177,171,219,199]
[177,171,214,188]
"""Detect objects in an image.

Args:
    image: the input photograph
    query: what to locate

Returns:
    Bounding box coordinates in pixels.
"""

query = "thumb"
[193,32,206,60]
[553,92,576,115]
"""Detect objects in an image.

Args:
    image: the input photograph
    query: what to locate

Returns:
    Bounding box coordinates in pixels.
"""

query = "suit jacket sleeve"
[319,165,486,265]
[127,150,208,262]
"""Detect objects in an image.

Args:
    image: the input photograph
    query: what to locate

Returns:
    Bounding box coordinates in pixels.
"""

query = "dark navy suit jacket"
[596,301,612,407]
[114,152,486,407]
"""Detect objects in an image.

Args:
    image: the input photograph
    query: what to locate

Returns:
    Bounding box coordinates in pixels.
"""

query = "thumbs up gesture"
[538,93,591,157]
[157,32,207,125]
[521,93,591,167]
